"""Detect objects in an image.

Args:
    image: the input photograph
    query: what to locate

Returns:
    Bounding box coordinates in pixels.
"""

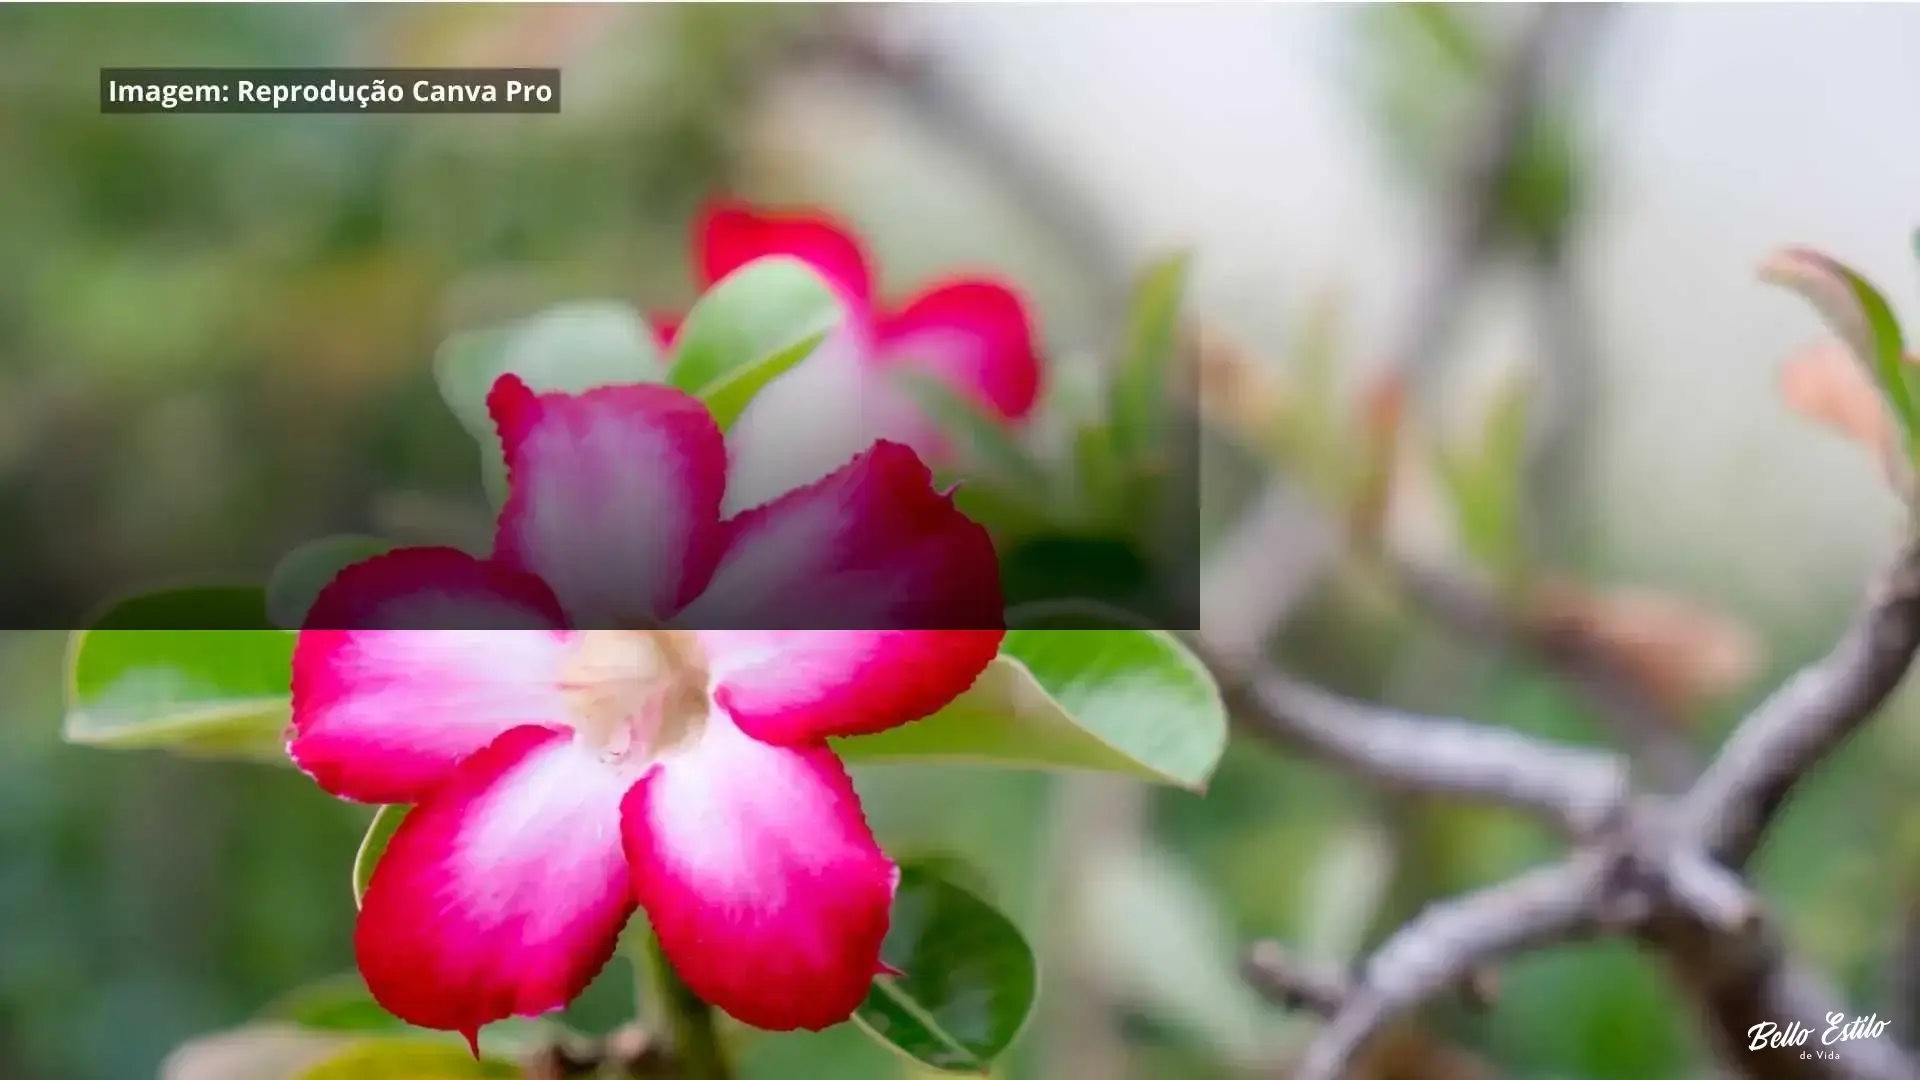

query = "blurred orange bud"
[1193,324,1283,446]
[1349,371,1409,549]
[1527,579,1763,716]
[1360,371,1408,445]
[1778,340,1913,489]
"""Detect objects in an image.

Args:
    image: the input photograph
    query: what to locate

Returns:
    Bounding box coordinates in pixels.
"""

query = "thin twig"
[1685,533,1920,867]
[1259,530,1920,1076]
[1242,943,1353,1019]
[1662,849,1761,936]
[1228,667,1629,839]
[1243,942,1505,1080]
[1393,560,1703,793]
[1239,532,1920,1080]
[1522,246,1606,558]
[1650,919,1920,1080]
[1391,3,1610,394]
[1292,857,1608,1080]
[784,9,1133,315]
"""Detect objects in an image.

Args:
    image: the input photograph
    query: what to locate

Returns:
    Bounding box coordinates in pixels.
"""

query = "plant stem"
[627,931,733,1080]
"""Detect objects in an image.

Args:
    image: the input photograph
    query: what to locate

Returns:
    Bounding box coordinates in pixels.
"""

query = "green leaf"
[1477,374,1531,579]
[434,301,663,505]
[698,329,828,431]
[436,301,664,436]
[63,587,295,762]
[885,850,999,905]
[353,805,409,909]
[1429,375,1531,583]
[834,626,1227,791]
[259,975,404,1034]
[944,479,1059,541]
[1761,247,1918,456]
[294,1038,520,1079]
[266,535,396,630]
[1076,842,1273,1064]
[1071,421,1126,523]
[1110,252,1191,464]
[899,372,1056,498]
[666,255,842,427]
[854,862,1037,1073]
[259,973,559,1058]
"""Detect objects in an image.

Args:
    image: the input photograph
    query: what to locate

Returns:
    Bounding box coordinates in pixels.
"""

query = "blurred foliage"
[1352,3,1587,256]
[0,6,1914,1080]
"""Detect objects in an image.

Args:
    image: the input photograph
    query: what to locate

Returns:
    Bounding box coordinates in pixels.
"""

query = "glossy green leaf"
[295,1038,520,1080]
[63,587,295,761]
[666,255,841,427]
[835,626,1227,791]
[266,535,395,630]
[434,301,663,505]
[1110,252,1190,464]
[1762,247,1918,455]
[885,850,998,905]
[854,862,1036,1073]
[353,804,409,908]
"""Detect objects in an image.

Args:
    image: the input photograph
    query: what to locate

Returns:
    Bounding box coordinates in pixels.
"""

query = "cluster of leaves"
[1767,238,1920,501]
[61,255,1230,1077]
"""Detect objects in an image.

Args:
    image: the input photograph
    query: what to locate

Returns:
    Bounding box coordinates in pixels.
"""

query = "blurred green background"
[1,5,1914,1080]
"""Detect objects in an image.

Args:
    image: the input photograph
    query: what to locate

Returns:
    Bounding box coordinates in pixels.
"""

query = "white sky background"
[755,4,1920,625]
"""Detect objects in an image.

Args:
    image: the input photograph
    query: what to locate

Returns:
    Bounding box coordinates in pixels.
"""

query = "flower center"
[558,629,711,764]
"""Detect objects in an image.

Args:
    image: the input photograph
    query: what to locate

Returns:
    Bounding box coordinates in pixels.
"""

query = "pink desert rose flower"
[287,373,1005,1047]
[655,201,1045,510]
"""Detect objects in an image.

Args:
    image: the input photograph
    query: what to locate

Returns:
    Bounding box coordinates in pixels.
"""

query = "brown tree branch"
[1684,534,1920,866]
[1649,918,1918,1080]
[783,10,1914,1080]
[1227,667,1630,839]
[1236,533,1920,1080]
[1391,3,1612,395]
[1243,943,1503,1080]
[1290,858,1607,1080]
[782,9,1134,315]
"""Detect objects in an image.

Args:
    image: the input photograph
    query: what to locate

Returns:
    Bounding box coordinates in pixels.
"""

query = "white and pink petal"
[300,546,568,632]
[490,375,728,627]
[675,440,1003,631]
[355,725,638,1047]
[697,201,875,309]
[875,278,1042,422]
[699,631,1002,745]
[622,716,897,1031]
[290,548,576,805]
